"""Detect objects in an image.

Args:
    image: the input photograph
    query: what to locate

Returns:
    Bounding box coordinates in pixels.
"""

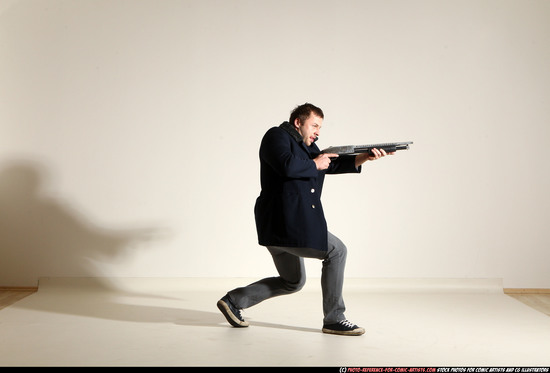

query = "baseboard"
[3,282,548,295]
[0,286,38,292]
[504,288,550,294]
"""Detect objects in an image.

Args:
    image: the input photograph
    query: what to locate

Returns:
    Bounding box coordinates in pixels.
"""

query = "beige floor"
[1,277,550,367]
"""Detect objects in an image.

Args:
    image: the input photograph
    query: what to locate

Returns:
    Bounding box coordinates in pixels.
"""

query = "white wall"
[1,0,549,288]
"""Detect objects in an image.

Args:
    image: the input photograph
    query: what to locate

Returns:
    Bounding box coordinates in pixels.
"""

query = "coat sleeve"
[326,154,362,175]
[260,128,319,179]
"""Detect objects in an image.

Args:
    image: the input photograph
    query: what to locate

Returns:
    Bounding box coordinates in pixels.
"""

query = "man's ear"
[293,118,301,129]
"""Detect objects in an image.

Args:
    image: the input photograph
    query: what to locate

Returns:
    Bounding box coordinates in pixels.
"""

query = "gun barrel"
[323,141,412,155]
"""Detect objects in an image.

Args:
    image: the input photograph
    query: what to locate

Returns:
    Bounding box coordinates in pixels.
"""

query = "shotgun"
[322,141,413,156]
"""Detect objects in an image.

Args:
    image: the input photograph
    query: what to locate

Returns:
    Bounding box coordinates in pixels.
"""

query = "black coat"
[254,122,361,251]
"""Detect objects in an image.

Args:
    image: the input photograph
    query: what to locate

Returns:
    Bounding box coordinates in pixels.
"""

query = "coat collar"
[279,121,303,143]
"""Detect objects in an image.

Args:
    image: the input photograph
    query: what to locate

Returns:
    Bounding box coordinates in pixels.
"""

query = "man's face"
[294,114,323,146]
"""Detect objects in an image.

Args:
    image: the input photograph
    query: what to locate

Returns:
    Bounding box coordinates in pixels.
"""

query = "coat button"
[310,188,315,193]
[311,204,316,209]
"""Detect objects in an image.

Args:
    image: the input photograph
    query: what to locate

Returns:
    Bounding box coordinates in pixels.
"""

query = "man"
[217,103,393,336]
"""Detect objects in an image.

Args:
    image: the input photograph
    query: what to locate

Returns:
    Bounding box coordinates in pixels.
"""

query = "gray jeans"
[226,232,347,324]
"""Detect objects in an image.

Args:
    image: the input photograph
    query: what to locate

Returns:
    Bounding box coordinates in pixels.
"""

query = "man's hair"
[289,103,324,125]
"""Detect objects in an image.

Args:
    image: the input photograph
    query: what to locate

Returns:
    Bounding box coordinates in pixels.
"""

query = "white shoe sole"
[322,326,365,336]
[217,299,249,327]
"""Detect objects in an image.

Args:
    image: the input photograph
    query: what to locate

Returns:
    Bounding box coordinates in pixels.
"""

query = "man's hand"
[314,153,338,170]
[355,148,395,167]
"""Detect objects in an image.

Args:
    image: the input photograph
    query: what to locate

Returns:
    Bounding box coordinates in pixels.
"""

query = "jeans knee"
[323,240,347,267]
[338,242,347,258]
[282,276,306,293]
[331,241,347,260]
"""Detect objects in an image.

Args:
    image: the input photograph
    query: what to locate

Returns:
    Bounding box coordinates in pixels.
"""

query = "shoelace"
[339,320,356,328]
[235,308,245,321]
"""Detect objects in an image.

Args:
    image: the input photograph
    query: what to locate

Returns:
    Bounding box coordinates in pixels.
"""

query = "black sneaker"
[322,320,365,336]
[217,295,249,327]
